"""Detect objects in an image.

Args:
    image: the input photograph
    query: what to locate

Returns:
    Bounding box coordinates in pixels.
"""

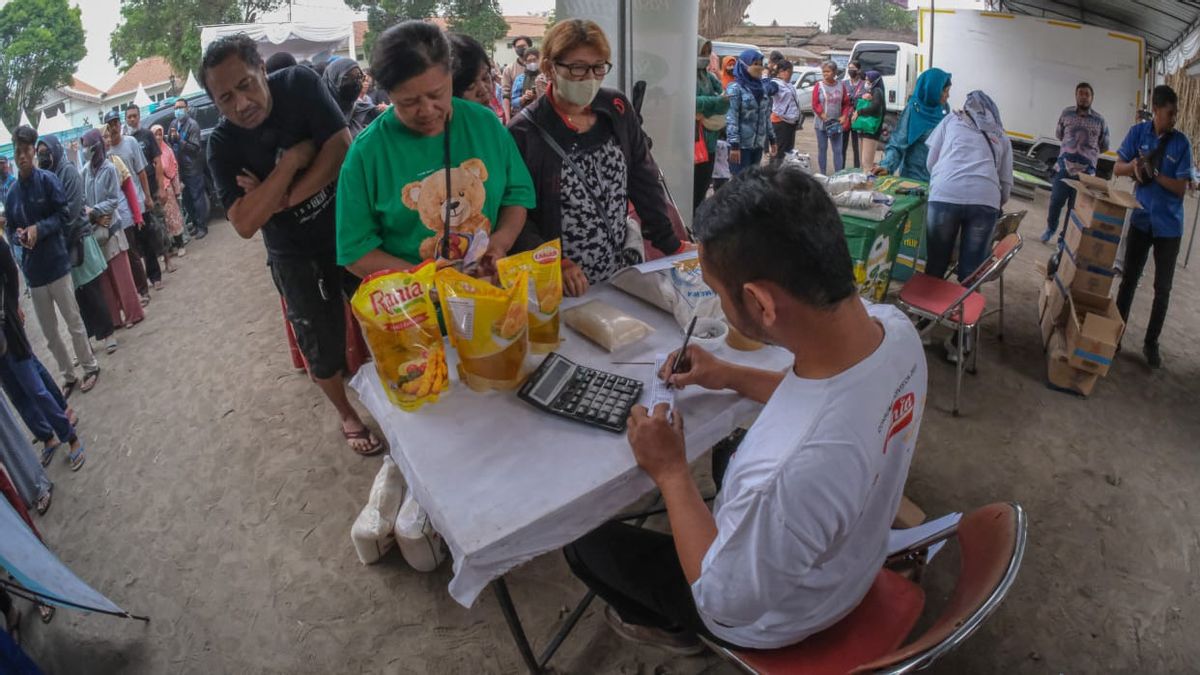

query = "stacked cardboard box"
[1037,175,1137,396]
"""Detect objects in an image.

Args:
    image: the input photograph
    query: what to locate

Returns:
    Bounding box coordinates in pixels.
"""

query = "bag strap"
[521,108,622,243]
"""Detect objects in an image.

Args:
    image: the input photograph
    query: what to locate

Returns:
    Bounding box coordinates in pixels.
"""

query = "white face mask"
[555,74,602,107]
[526,61,539,73]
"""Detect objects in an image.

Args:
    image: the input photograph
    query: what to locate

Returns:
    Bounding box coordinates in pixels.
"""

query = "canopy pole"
[0,578,150,623]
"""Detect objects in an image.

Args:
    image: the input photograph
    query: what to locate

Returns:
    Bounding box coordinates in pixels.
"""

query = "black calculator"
[518,353,644,433]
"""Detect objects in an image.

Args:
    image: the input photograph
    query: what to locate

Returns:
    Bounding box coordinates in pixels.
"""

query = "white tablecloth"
[350,284,791,607]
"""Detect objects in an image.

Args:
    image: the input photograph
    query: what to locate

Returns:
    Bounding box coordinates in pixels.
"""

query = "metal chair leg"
[998,275,1006,341]
[971,324,981,374]
[954,322,964,417]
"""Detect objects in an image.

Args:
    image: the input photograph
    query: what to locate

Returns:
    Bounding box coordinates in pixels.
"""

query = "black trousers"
[75,277,114,341]
[842,129,862,169]
[128,220,162,284]
[693,159,715,211]
[562,432,744,647]
[771,121,798,165]
[1116,226,1181,347]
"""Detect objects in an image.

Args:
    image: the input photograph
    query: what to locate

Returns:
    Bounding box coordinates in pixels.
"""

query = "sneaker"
[602,605,704,656]
[1039,227,1056,243]
[1144,343,1163,369]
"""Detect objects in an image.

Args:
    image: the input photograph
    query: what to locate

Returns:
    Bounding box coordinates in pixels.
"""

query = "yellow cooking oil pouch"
[435,267,529,391]
[350,263,449,411]
[497,239,563,354]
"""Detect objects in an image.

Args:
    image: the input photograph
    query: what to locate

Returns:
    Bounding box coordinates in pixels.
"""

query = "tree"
[829,0,913,34]
[110,0,287,78]
[445,0,509,55]
[0,0,85,130]
[699,0,753,39]
[343,0,440,61]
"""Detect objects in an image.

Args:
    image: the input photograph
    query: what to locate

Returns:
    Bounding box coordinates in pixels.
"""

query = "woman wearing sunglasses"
[508,19,690,297]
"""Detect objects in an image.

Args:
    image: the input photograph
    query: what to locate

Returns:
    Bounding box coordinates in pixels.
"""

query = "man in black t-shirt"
[202,34,383,457]
[125,105,173,281]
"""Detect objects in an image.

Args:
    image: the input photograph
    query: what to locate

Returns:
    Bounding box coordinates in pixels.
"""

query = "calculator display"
[530,358,572,403]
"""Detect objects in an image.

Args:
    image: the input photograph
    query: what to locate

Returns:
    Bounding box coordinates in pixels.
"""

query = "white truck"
[916,8,1145,177]
[848,40,920,142]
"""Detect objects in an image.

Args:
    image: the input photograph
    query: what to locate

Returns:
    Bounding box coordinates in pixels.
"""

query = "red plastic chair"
[705,502,1027,675]
[896,234,1023,416]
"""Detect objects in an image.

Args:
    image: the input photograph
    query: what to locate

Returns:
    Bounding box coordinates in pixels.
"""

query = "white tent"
[180,71,202,97]
[0,118,10,145]
[18,109,31,129]
[133,82,152,107]
[199,21,354,62]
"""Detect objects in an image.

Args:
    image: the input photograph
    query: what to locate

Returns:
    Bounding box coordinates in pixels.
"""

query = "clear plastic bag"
[562,300,654,352]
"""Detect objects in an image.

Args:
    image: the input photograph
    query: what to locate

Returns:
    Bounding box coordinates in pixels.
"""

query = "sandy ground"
[6,122,1200,674]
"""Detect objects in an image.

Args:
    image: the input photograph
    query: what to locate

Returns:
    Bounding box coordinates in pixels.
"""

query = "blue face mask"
[174,108,186,120]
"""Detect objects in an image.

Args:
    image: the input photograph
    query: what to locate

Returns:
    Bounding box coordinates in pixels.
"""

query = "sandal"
[39,442,61,467]
[60,379,77,400]
[79,369,100,394]
[35,489,52,516]
[106,338,119,354]
[66,443,85,471]
[153,281,164,291]
[37,604,54,624]
[342,427,385,456]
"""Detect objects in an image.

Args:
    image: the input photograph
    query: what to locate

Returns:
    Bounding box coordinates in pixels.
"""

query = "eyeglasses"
[553,61,613,78]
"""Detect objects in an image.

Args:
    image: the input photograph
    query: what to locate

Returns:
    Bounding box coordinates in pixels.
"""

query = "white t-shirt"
[690,302,927,649]
[926,112,1014,209]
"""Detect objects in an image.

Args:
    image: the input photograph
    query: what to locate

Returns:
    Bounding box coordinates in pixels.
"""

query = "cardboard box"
[1066,210,1122,269]
[1064,295,1125,377]
[1039,276,1069,349]
[1058,245,1117,300]
[1047,328,1101,397]
[1063,174,1139,239]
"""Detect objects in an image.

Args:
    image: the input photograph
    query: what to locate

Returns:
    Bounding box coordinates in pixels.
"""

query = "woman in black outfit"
[854,70,887,173]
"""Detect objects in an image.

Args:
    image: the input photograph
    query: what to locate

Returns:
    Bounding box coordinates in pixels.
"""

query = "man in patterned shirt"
[1041,82,1110,243]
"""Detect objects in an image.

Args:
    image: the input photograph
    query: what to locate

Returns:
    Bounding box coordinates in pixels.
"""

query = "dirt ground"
[9,122,1200,674]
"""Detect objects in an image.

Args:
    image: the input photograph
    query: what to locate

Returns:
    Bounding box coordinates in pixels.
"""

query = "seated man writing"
[565,164,928,653]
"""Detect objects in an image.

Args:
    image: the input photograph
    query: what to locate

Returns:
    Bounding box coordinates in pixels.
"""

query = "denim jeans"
[732,147,764,175]
[180,170,210,232]
[925,201,1000,281]
[815,124,844,174]
[0,354,75,446]
[1046,168,1077,238]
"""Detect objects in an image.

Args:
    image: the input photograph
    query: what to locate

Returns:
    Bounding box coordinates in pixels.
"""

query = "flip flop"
[35,489,52,516]
[37,604,54,624]
[79,369,100,394]
[60,379,77,400]
[66,443,85,471]
[342,428,385,456]
[39,442,61,467]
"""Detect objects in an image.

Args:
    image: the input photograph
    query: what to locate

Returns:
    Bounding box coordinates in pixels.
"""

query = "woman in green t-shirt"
[336,21,537,277]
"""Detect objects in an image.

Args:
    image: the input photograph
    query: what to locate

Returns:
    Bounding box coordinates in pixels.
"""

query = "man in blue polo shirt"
[1114,84,1192,369]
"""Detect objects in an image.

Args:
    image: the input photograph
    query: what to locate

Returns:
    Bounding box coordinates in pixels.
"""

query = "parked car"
[141,92,224,222]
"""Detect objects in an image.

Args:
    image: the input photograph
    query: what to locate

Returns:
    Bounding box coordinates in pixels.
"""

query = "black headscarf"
[38,133,65,172]
[323,58,378,136]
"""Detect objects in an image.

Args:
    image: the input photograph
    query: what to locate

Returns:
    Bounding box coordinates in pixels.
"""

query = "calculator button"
[607,414,621,426]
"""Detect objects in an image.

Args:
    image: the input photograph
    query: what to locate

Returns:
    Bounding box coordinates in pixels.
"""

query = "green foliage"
[445,0,509,55]
[0,0,86,130]
[110,0,286,78]
[830,0,913,35]
[344,0,440,61]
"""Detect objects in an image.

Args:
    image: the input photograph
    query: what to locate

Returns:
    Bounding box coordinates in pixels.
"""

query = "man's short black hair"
[776,60,794,74]
[200,33,264,96]
[371,21,451,93]
[1075,82,1093,95]
[12,125,37,149]
[512,35,532,48]
[266,51,297,73]
[1153,84,1178,108]
[694,165,856,310]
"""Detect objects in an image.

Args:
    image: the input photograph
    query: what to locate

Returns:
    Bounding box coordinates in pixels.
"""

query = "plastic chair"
[896,234,1023,415]
[705,502,1027,675]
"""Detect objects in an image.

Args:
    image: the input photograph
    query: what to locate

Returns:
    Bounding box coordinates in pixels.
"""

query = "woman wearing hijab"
[812,61,851,174]
[925,89,1013,283]
[102,128,151,303]
[876,67,952,181]
[37,135,117,354]
[323,58,381,138]
[719,55,737,92]
[694,38,729,210]
[724,49,774,175]
[81,129,144,330]
[853,70,887,173]
[151,124,187,258]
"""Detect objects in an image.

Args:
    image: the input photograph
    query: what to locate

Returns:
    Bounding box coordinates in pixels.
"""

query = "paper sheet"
[647,353,675,411]
[887,511,962,563]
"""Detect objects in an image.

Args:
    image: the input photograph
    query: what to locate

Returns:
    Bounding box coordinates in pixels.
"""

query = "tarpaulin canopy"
[199,21,355,63]
[0,496,141,619]
[992,0,1200,73]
